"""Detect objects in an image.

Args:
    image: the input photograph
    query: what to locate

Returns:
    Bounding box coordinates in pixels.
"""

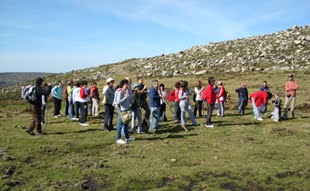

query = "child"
[272,93,282,122]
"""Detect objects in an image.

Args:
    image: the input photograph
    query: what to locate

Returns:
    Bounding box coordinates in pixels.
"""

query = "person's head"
[267,92,273,100]
[75,82,80,87]
[159,83,165,90]
[152,80,159,88]
[92,81,97,86]
[180,81,188,89]
[274,93,280,99]
[175,81,181,89]
[106,78,114,87]
[35,77,44,87]
[262,81,267,87]
[120,79,129,90]
[208,77,215,86]
[197,80,202,88]
[56,81,62,86]
[81,80,88,87]
[288,74,294,81]
[217,81,223,87]
[242,82,246,88]
[125,77,132,85]
[137,76,143,84]
[42,83,48,90]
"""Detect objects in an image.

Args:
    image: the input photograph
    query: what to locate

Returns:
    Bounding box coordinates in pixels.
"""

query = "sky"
[0,0,309,73]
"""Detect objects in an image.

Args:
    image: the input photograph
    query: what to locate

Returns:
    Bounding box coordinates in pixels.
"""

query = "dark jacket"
[35,85,52,106]
[235,87,248,99]
[148,86,160,107]
[260,86,270,92]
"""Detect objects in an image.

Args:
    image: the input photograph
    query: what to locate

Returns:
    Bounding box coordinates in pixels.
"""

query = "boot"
[291,111,295,119]
[283,108,288,119]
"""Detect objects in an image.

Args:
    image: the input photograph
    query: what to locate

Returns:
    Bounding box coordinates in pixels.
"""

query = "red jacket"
[202,85,216,104]
[250,91,268,107]
[216,86,225,102]
[174,88,180,102]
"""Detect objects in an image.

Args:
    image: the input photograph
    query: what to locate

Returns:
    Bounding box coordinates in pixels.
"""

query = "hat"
[217,81,222,85]
[106,78,114,84]
[132,83,139,88]
[288,74,294,78]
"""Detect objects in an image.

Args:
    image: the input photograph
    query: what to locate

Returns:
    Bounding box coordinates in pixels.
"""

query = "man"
[114,79,135,144]
[235,82,248,115]
[148,80,162,132]
[51,81,63,118]
[259,81,270,114]
[103,78,115,131]
[250,91,272,121]
[202,77,216,128]
[90,81,100,116]
[72,82,81,121]
[284,74,298,119]
[41,83,49,124]
[132,83,144,134]
[79,81,90,126]
[26,77,52,136]
[136,76,150,126]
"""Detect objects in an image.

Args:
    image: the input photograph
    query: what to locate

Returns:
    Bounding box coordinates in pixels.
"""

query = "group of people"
[24,74,298,144]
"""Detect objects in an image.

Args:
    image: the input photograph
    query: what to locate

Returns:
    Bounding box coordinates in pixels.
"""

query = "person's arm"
[291,82,298,91]
[179,89,187,100]
[80,88,89,99]
[119,91,128,104]
[37,85,52,97]
[235,88,240,94]
[285,82,290,92]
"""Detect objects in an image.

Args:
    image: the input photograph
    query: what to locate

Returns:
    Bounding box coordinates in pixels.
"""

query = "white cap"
[107,78,114,84]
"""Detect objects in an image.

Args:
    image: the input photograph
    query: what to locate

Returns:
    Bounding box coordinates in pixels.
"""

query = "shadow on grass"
[218,122,259,127]
[137,133,198,141]
[47,128,102,135]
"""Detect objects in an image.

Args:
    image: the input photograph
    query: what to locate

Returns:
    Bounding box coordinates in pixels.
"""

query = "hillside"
[0,72,55,88]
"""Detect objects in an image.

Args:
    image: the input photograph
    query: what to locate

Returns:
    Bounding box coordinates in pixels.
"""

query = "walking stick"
[43,102,48,131]
[162,98,174,115]
[134,96,150,126]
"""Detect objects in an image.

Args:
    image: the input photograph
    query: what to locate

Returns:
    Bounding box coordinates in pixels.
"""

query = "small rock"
[170,159,177,162]
[212,156,218,160]
[194,70,207,75]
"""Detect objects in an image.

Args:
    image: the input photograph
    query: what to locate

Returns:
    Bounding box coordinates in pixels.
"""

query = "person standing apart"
[194,81,204,118]
[149,80,162,132]
[26,78,52,136]
[284,74,298,119]
[103,78,115,131]
[52,81,63,118]
[202,77,216,128]
[235,82,248,115]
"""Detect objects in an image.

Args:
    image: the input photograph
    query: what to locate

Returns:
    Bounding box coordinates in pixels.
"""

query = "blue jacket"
[235,87,248,99]
[148,86,160,107]
[52,85,63,100]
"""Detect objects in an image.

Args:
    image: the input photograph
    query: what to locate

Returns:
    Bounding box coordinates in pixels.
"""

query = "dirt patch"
[157,175,176,187]
[276,170,302,179]
[296,103,310,113]
[269,127,296,136]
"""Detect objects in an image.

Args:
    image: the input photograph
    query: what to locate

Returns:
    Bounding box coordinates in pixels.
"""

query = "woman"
[194,80,204,118]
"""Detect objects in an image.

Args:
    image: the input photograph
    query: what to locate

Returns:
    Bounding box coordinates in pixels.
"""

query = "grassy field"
[0,71,309,191]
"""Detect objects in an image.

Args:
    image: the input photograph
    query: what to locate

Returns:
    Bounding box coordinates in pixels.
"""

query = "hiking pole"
[162,98,174,115]
[134,96,150,126]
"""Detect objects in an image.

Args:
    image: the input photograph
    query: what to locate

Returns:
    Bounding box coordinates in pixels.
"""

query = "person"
[67,81,75,120]
[173,81,181,123]
[284,74,298,119]
[159,83,168,122]
[216,81,226,117]
[272,93,282,122]
[179,81,199,128]
[51,81,63,118]
[136,76,150,126]
[259,81,270,114]
[103,78,115,131]
[114,79,135,144]
[64,81,70,117]
[26,77,52,136]
[79,81,89,126]
[235,82,248,115]
[194,81,204,118]
[90,82,100,116]
[149,80,162,132]
[41,83,49,124]
[250,91,272,121]
[202,77,216,128]
[72,82,81,121]
[132,83,144,134]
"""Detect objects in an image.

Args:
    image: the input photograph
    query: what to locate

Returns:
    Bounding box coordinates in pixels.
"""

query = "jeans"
[159,103,167,122]
[206,102,215,125]
[68,100,74,119]
[80,102,88,124]
[173,101,181,121]
[104,104,114,130]
[194,100,203,117]
[131,107,142,129]
[252,98,261,119]
[75,101,81,119]
[217,102,225,116]
[116,109,130,140]
[53,97,62,116]
[180,101,198,126]
[238,97,247,114]
[149,107,160,131]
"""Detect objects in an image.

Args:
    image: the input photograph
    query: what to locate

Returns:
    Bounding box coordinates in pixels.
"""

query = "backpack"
[225,91,230,101]
[168,90,176,102]
[23,85,37,104]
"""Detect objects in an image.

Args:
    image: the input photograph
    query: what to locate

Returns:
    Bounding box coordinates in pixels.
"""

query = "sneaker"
[273,119,279,122]
[54,116,59,118]
[192,123,200,126]
[205,124,214,128]
[74,118,79,121]
[80,123,89,126]
[126,137,135,142]
[117,139,126,144]
[57,114,61,117]
[257,118,263,121]
[26,130,35,136]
